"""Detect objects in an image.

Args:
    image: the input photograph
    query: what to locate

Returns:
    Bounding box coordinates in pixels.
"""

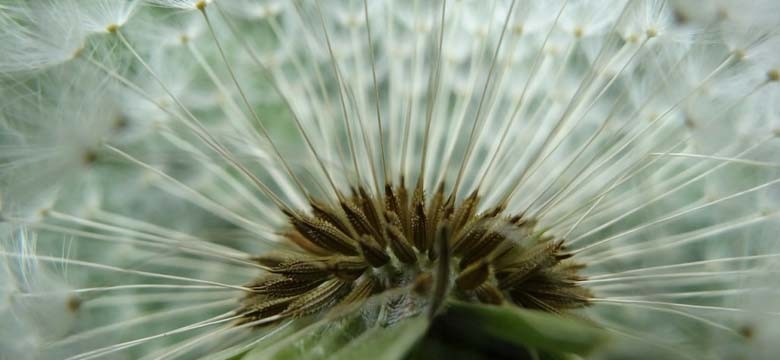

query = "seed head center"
[238,183,591,325]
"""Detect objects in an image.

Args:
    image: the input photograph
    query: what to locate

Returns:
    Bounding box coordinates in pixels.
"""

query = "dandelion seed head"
[2,0,780,359]
[237,185,590,326]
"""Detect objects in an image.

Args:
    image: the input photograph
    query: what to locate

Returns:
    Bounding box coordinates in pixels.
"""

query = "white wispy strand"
[1,0,780,358]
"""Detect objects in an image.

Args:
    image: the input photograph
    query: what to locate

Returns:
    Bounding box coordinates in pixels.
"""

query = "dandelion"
[1,0,780,359]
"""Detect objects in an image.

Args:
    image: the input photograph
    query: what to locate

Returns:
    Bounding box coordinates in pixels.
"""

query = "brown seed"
[508,269,592,310]
[450,191,479,231]
[411,190,427,251]
[424,185,447,252]
[285,231,331,255]
[451,218,494,255]
[283,279,352,317]
[253,252,297,268]
[510,286,590,312]
[456,259,490,291]
[458,231,504,268]
[358,235,390,267]
[237,296,294,325]
[358,187,385,244]
[384,210,402,227]
[339,276,379,305]
[311,200,351,234]
[287,213,359,255]
[384,183,400,219]
[474,283,504,305]
[268,258,330,276]
[396,183,411,237]
[323,256,369,280]
[249,275,330,298]
[510,291,561,313]
[342,200,378,238]
[385,222,417,264]
[497,240,567,289]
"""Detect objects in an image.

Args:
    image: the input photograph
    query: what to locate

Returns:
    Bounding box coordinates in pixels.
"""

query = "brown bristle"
[340,276,380,305]
[474,283,504,305]
[358,235,391,267]
[287,214,359,255]
[456,259,490,291]
[282,279,353,317]
[249,275,329,297]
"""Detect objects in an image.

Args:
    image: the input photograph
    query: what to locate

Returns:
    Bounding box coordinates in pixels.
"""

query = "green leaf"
[202,321,304,360]
[327,316,430,360]
[241,315,367,360]
[445,301,608,356]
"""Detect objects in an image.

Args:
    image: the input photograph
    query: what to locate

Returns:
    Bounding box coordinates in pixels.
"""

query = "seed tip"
[738,324,754,339]
[82,150,99,165]
[767,69,780,82]
[732,49,746,61]
[71,46,84,59]
[195,0,207,10]
[645,27,658,38]
[66,295,82,313]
